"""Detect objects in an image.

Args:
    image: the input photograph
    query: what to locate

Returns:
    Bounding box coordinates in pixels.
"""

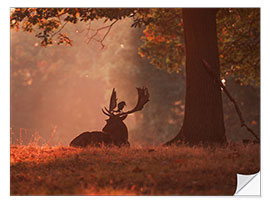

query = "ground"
[10,143,260,195]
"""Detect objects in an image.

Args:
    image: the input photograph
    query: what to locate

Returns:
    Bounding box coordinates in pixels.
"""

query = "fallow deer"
[69,87,150,147]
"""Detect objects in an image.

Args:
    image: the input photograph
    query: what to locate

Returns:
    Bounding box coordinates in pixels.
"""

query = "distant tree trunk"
[166,8,227,145]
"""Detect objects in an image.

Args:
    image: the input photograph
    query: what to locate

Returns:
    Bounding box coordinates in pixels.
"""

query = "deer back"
[69,131,112,147]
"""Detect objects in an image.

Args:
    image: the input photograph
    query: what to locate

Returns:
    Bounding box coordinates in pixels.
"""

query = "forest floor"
[10,143,260,196]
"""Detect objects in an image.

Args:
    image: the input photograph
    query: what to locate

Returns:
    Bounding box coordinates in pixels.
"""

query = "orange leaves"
[143,30,166,44]
[174,100,181,106]
[155,35,165,43]
[138,51,145,58]
[57,33,73,46]
[75,8,80,17]
[222,27,227,35]
[139,9,185,74]
[219,37,224,43]
[216,9,260,86]
[251,120,257,125]
[143,30,155,41]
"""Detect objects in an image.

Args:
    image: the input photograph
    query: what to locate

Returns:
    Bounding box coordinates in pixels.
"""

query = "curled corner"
[234,172,260,196]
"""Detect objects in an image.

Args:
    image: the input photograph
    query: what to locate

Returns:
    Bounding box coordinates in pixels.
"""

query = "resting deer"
[69,87,150,147]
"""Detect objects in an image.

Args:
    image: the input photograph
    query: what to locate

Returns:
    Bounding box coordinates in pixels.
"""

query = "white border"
[8,0,262,8]
[2,0,270,202]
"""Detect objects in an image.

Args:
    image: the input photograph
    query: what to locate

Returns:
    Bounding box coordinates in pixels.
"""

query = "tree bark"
[166,8,227,145]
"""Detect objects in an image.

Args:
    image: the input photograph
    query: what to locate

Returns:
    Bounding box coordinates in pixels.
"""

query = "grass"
[10,143,260,196]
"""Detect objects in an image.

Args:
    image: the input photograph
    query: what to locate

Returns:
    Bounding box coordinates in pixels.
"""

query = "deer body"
[69,87,149,148]
[70,115,130,147]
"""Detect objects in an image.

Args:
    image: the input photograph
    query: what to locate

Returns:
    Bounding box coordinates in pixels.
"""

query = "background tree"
[10,8,260,145]
[137,8,260,144]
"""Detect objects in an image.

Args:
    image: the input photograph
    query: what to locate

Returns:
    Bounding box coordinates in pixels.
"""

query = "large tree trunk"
[166,8,227,145]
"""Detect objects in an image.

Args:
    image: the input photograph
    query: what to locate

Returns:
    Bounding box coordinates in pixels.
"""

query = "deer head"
[101,87,150,146]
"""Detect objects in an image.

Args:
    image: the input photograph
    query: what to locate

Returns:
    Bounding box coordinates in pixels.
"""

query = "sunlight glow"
[221,79,226,86]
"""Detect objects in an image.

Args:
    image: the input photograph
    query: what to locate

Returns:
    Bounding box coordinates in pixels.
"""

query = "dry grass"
[10,143,260,196]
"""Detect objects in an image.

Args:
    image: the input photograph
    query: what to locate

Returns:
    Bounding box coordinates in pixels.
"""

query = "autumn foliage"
[10,8,260,86]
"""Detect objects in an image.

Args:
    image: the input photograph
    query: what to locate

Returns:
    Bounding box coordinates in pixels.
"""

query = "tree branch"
[50,21,68,40]
[202,59,260,142]
[86,19,118,48]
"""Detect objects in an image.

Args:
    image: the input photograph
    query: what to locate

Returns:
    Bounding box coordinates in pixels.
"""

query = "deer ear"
[120,114,128,120]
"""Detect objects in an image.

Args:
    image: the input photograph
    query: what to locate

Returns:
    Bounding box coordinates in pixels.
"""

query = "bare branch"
[202,59,260,141]
[99,19,118,48]
[86,19,118,48]
[50,21,68,40]
[84,21,92,39]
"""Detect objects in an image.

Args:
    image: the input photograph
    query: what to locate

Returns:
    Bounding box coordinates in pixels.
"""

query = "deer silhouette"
[69,87,150,147]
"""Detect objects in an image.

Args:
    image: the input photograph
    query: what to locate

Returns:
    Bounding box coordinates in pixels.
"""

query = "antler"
[102,88,118,117]
[117,87,150,116]
[102,87,150,117]
[109,88,117,112]
[102,107,112,117]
